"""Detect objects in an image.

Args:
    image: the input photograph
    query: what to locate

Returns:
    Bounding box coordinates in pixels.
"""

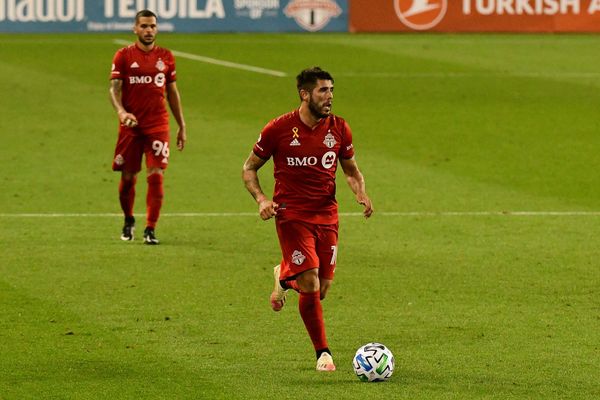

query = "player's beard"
[308,96,331,119]
[139,34,155,46]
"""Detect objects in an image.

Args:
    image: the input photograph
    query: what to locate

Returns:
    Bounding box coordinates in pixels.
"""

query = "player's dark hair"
[296,67,334,94]
[135,9,157,23]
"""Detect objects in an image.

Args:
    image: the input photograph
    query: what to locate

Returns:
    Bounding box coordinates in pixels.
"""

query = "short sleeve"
[339,120,355,159]
[253,120,277,160]
[110,49,125,80]
[167,50,176,83]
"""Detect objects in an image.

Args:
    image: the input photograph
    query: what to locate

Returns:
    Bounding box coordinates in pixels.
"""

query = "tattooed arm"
[109,78,137,127]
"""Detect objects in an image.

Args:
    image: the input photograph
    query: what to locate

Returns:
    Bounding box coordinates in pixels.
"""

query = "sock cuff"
[299,291,320,299]
[147,173,163,184]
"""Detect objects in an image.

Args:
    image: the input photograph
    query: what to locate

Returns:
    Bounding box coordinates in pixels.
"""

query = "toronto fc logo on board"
[394,0,447,31]
[284,0,342,32]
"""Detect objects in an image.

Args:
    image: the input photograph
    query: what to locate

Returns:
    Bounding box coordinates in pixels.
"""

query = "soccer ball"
[352,342,395,382]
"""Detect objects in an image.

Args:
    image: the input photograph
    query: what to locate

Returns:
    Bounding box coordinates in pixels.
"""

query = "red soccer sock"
[119,176,137,218]
[146,173,164,229]
[299,291,328,352]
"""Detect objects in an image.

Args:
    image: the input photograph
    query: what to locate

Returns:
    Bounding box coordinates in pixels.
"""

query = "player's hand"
[357,194,373,218]
[176,126,186,151]
[118,110,138,128]
[258,199,278,220]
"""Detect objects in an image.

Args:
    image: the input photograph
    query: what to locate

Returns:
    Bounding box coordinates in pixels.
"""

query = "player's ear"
[300,89,309,102]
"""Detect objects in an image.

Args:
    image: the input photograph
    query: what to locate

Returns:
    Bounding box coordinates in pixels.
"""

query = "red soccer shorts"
[275,219,339,282]
[112,127,170,173]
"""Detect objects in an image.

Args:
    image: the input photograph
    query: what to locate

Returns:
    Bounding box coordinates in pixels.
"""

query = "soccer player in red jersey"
[242,67,373,371]
[109,9,186,244]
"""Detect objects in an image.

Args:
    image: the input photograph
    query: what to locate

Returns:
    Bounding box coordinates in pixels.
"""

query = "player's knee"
[122,171,137,182]
[297,269,320,293]
[299,280,320,293]
[147,167,164,176]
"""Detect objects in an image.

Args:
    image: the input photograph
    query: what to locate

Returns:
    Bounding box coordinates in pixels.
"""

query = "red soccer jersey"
[110,43,176,134]
[253,110,355,225]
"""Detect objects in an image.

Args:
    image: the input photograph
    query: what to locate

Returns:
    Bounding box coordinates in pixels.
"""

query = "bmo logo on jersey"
[287,151,337,169]
[287,156,317,167]
[129,73,166,87]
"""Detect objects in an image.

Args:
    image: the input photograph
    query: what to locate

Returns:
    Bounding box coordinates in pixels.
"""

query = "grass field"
[1,33,599,399]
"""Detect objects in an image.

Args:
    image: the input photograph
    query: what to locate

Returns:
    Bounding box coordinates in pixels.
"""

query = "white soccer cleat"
[270,264,288,312]
[316,352,336,372]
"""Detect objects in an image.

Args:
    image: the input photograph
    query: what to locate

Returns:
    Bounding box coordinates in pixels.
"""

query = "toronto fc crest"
[284,0,343,32]
[323,132,336,148]
[292,250,306,265]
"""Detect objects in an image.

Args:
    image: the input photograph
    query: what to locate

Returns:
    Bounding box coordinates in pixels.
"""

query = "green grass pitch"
[0,33,599,399]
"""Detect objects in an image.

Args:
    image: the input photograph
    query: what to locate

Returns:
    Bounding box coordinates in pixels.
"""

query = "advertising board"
[0,0,348,32]
[350,1,600,32]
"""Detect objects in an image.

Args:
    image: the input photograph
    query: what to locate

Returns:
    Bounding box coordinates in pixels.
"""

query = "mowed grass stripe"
[336,71,600,78]
[1,211,600,217]
[112,39,287,77]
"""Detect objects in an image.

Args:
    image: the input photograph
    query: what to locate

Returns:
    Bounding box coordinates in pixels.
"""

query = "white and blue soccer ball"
[352,342,395,382]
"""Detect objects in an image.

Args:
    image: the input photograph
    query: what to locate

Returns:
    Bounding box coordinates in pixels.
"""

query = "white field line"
[110,40,598,80]
[112,39,287,77]
[1,211,600,218]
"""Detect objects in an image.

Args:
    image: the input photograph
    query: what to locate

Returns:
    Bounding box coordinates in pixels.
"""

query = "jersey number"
[330,245,338,265]
[152,140,170,164]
